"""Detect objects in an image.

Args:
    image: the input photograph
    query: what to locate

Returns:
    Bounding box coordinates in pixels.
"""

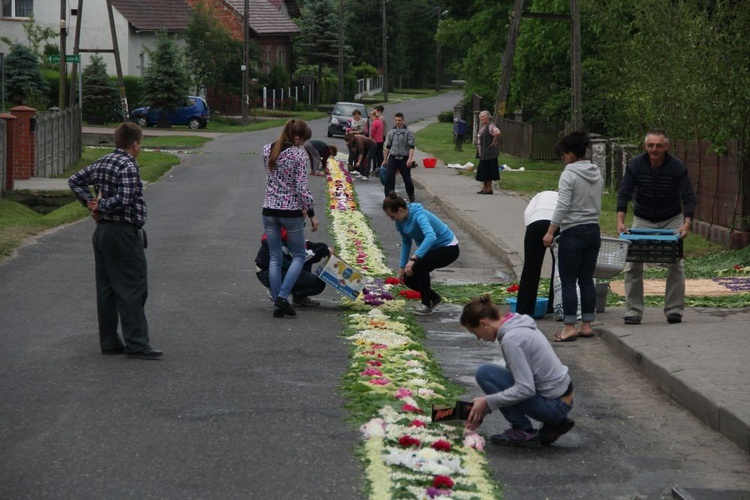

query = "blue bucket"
[505,297,548,319]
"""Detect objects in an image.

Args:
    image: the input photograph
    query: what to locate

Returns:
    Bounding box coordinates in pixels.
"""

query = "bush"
[353,63,379,80]
[82,55,119,120]
[437,110,454,123]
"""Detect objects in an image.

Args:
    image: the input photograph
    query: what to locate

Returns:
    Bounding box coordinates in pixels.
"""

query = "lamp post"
[338,0,343,102]
[382,0,388,102]
[241,0,249,124]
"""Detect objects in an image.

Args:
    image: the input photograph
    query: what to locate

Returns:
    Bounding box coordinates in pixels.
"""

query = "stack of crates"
[620,228,683,263]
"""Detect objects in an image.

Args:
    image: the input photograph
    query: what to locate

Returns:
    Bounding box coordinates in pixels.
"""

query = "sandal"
[553,331,578,342]
[577,330,595,338]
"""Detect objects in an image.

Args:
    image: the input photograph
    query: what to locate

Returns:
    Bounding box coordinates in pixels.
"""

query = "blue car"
[130,96,211,129]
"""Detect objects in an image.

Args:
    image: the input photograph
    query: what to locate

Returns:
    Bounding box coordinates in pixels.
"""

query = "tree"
[436,0,513,109]
[296,0,340,106]
[0,16,58,69]
[184,1,243,95]
[3,43,49,108]
[140,30,191,126]
[510,0,570,124]
[81,55,119,123]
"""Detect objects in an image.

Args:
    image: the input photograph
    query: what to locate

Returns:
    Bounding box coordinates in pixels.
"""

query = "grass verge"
[1,149,180,260]
[415,121,729,261]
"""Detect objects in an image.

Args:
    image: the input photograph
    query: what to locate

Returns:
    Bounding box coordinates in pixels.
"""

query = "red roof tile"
[110,0,193,32]
[224,0,300,35]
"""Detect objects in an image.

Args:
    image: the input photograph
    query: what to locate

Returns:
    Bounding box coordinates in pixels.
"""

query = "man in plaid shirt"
[68,123,162,359]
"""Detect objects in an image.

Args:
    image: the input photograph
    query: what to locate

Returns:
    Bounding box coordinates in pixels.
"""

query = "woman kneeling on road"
[461,295,575,448]
[382,192,459,315]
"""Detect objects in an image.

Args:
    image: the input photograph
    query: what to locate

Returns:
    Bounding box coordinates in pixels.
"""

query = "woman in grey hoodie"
[461,295,575,448]
[542,132,603,341]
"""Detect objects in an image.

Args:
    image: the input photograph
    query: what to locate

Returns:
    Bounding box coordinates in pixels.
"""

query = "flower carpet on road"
[324,159,499,499]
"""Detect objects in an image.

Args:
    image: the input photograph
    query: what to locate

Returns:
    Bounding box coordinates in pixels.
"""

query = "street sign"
[48,54,80,63]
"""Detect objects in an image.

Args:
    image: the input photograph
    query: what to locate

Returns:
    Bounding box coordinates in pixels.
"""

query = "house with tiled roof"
[189,0,300,76]
[0,0,299,79]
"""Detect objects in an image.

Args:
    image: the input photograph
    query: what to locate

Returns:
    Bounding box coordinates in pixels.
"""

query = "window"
[2,0,33,17]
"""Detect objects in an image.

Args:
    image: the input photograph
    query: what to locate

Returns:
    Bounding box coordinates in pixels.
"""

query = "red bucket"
[422,157,437,168]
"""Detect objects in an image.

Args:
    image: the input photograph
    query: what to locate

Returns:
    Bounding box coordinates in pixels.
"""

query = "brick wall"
[9,106,36,180]
[185,0,244,40]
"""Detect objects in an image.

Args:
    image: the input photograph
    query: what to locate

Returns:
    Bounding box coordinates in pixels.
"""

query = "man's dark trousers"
[384,156,415,200]
[93,224,151,353]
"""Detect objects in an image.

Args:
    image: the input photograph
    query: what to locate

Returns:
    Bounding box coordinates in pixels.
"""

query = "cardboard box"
[431,401,474,424]
[313,253,365,300]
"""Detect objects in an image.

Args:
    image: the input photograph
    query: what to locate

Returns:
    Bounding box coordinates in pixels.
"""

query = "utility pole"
[338,0,344,102]
[68,0,83,108]
[382,0,388,102]
[494,0,524,123]
[105,0,127,115]
[494,0,582,129]
[570,0,582,130]
[434,6,441,93]
[242,0,249,124]
[59,0,67,109]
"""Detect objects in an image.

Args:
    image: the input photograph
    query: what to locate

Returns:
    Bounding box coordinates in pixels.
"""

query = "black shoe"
[540,418,575,446]
[408,195,415,203]
[274,297,296,316]
[623,316,641,325]
[126,349,163,360]
[431,295,443,310]
[101,346,125,355]
[273,308,284,318]
[667,313,682,324]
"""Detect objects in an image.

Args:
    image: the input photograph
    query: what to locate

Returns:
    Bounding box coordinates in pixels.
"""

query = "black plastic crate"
[620,228,683,263]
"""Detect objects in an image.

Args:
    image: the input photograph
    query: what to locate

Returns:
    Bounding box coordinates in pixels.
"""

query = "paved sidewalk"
[407,149,750,454]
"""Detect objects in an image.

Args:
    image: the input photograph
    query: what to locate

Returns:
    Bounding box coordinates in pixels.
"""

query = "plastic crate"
[620,228,683,263]
[594,237,632,278]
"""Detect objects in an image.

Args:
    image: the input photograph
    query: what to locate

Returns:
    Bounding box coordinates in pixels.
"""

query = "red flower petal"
[398,435,421,448]
[432,475,454,489]
[431,439,452,452]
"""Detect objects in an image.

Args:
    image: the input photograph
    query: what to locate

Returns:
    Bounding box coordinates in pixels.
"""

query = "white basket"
[594,237,631,279]
[552,236,631,279]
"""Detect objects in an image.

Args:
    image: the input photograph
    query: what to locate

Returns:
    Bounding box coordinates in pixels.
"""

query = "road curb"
[601,326,750,453]
[411,171,525,279]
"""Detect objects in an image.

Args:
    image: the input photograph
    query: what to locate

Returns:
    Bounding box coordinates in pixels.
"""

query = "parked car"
[130,96,211,129]
[327,101,368,137]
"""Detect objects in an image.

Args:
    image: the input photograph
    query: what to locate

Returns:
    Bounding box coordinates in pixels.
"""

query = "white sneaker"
[413,304,433,316]
[359,176,370,181]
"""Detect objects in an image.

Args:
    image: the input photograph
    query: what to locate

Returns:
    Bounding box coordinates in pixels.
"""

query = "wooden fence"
[496,119,562,161]
[606,139,750,249]
[35,106,82,178]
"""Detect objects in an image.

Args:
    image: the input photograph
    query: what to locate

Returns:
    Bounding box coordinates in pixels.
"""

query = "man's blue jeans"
[475,364,572,431]
[262,215,306,301]
[557,223,600,324]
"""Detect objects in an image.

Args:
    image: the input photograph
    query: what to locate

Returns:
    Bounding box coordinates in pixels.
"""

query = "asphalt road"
[355,174,750,500]
[3,91,749,499]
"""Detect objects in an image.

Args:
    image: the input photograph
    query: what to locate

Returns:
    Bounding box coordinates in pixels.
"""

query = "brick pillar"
[9,106,37,181]
[1,113,18,192]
